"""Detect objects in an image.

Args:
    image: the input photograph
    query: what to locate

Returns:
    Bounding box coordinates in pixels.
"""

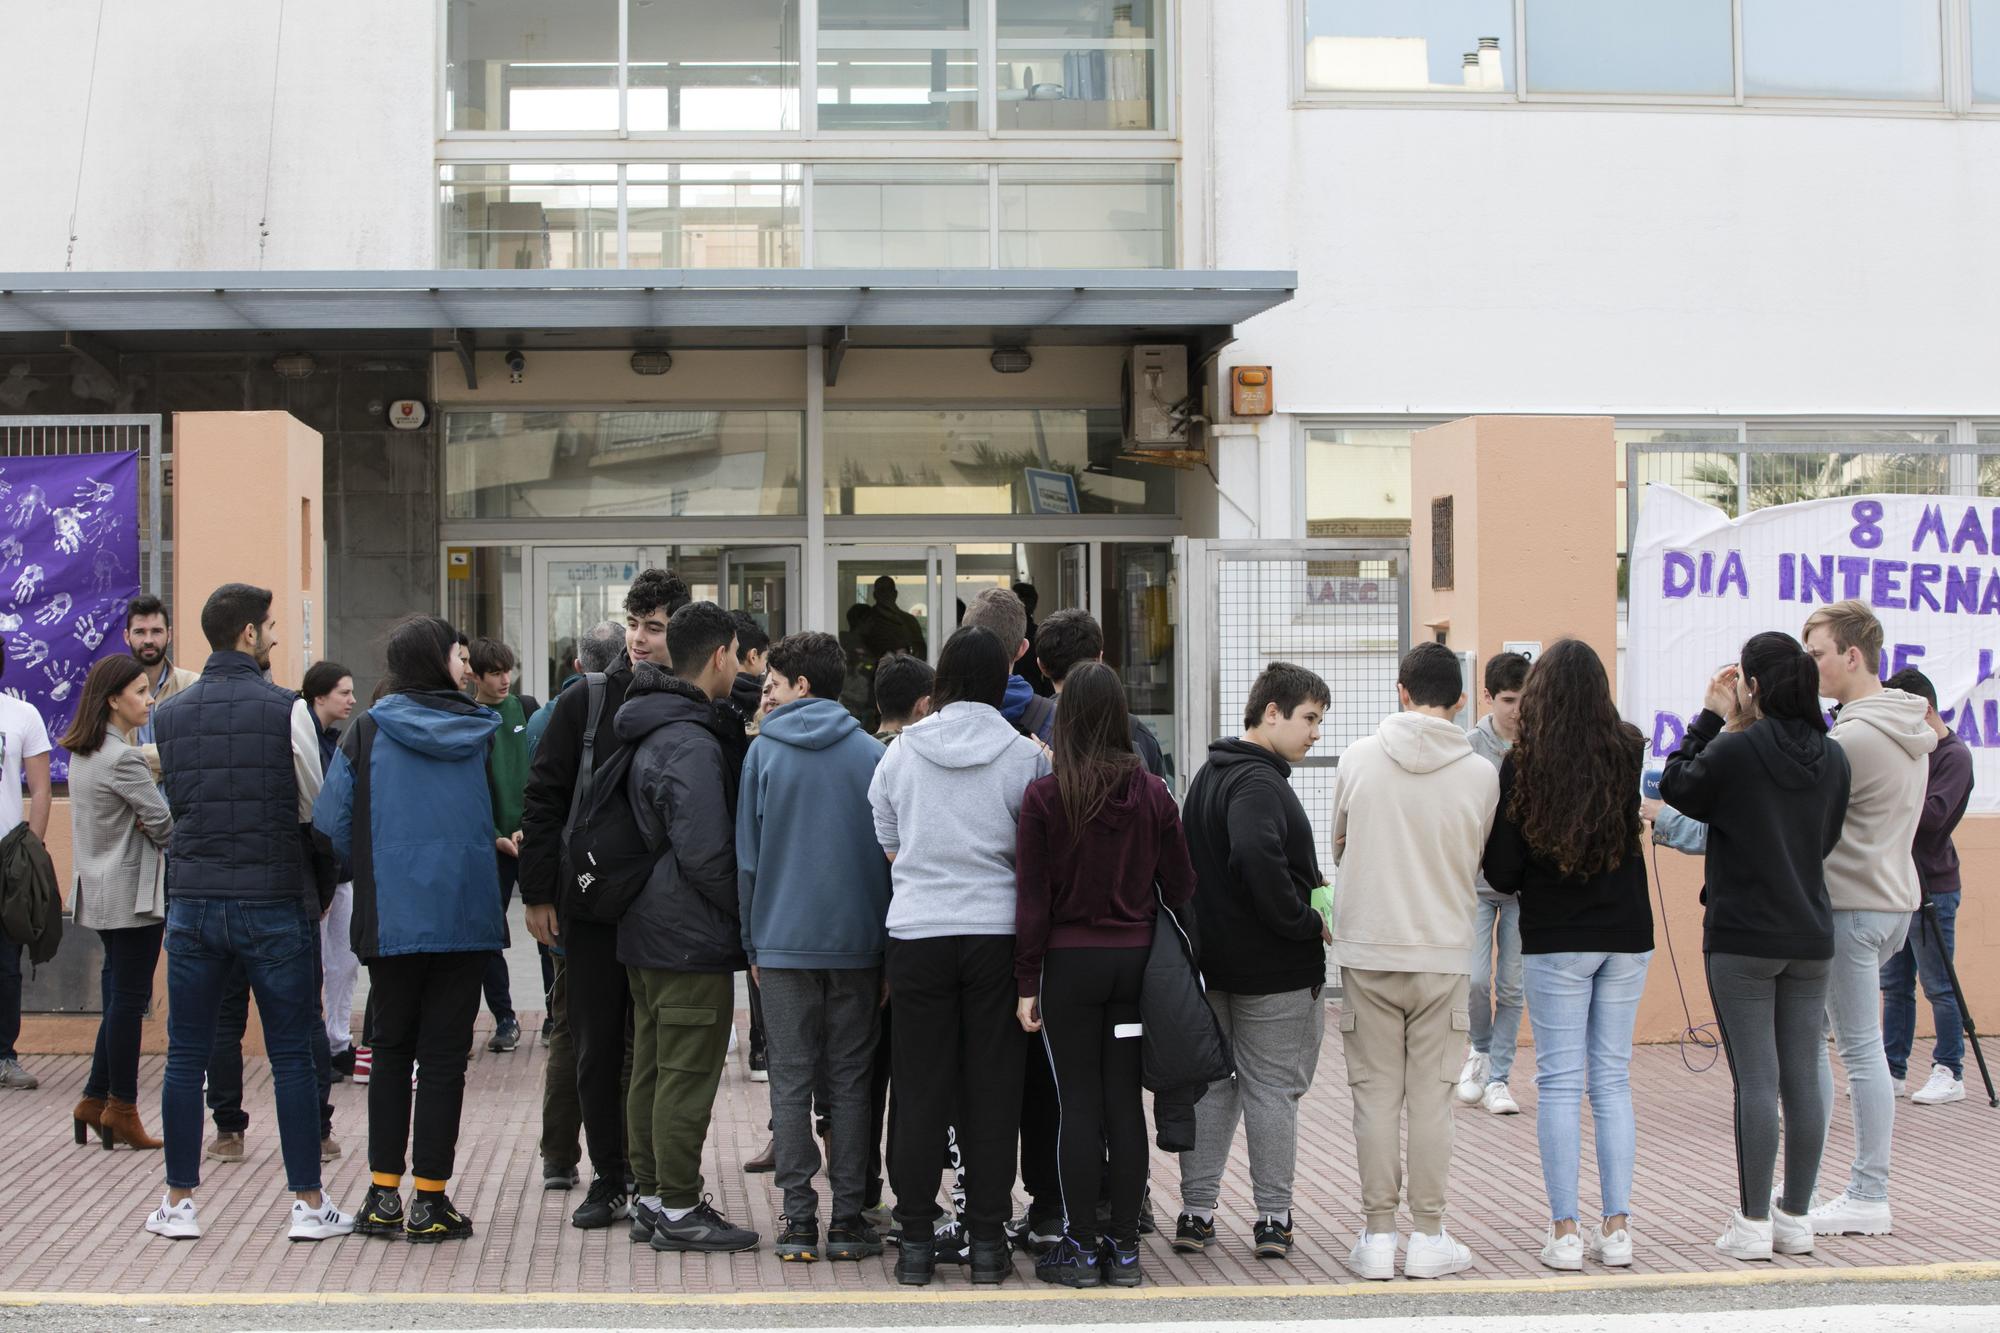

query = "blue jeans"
[162,898,324,1193]
[1817,908,1908,1203]
[1469,893,1524,1083]
[85,924,165,1104]
[1882,893,1962,1080]
[1521,950,1654,1224]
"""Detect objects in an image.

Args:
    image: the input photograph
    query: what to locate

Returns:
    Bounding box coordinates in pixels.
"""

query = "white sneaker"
[1911,1063,1965,1106]
[1810,1191,1893,1236]
[287,1198,356,1241]
[1587,1224,1633,1267]
[1481,1082,1520,1115]
[1345,1230,1397,1280]
[1454,1050,1489,1105]
[1891,1076,1907,1098]
[1538,1229,1583,1271]
[1714,1210,1772,1261]
[727,1025,739,1055]
[145,1195,201,1240]
[1771,1206,1814,1256]
[1404,1228,1474,1279]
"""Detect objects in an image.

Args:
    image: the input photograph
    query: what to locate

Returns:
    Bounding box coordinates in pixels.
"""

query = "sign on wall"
[0,451,141,782]
[1628,483,2000,812]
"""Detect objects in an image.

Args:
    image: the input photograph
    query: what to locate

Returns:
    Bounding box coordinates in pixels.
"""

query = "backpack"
[1013,692,1057,741]
[558,674,664,924]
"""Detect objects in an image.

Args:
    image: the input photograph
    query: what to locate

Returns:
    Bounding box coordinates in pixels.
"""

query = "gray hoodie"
[868,700,1052,940]
[1824,687,1938,914]
[1466,714,1513,900]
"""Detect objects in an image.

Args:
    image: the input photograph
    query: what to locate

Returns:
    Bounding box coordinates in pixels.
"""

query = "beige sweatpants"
[1339,967,1470,1236]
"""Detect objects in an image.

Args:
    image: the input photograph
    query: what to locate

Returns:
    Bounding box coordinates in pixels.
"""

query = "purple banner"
[0,452,141,782]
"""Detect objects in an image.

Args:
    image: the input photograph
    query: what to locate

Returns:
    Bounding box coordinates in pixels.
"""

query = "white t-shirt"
[0,694,51,836]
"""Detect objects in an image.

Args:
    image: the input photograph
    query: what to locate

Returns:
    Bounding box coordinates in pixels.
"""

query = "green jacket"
[486,692,539,837]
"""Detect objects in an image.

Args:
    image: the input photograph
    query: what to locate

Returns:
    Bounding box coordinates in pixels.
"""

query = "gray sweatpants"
[1705,952,1831,1220]
[759,966,882,1223]
[1177,987,1326,1217]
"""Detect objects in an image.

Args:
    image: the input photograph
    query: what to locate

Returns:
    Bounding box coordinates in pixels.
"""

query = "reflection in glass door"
[720,546,799,642]
[531,547,665,701]
[828,545,955,729]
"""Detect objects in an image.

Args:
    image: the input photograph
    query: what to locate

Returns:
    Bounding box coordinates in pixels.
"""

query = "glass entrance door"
[720,546,800,642]
[828,544,955,727]
[530,546,666,700]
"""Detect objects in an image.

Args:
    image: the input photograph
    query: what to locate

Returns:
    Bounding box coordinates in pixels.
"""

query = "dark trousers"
[867,1001,892,1209]
[886,935,1025,1244]
[748,970,767,1059]
[1020,1023,1061,1211]
[565,914,633,1182]
[1040,947,1148,1247]
[1883,891,1965,1080]
[84,923,165,1104]
[366,951,485,1183]
[482,856,517,1025]
[540,954,583,1170]
[209,943,335,1138]
[1706,951,1832,1220]
[0,927,22,1062]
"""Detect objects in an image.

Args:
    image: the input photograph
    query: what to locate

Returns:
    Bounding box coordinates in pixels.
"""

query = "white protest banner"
[1626,484,2000,813]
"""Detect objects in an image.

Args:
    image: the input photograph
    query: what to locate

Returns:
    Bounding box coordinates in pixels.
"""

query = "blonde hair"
[1803,599,1883,673]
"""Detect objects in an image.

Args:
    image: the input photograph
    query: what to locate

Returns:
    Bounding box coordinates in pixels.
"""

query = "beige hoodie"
[1331,711,1500,974]
[1824,687,1937,914]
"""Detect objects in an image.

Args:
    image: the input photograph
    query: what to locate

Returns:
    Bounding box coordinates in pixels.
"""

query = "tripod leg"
[1923,904,1997,1109]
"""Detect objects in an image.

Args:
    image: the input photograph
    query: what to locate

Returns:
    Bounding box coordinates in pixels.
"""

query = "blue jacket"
[155,651,309,901]
[315,690,503,960]
[736,696,892,969]
[525,673,580,757]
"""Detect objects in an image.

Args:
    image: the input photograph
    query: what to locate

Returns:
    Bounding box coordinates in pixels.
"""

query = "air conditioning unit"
[1122,344,1190,449]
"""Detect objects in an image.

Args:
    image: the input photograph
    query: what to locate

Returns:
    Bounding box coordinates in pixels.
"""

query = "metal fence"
[0,415,166,607]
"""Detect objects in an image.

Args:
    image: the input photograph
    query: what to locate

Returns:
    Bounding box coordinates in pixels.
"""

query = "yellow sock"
[371,1171,402,1189]
[414,1176,449,1193]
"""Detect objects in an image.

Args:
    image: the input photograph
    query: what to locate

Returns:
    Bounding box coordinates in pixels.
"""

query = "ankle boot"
[896,1235,936,1286]
[100,1098,163,1151]
[970,1236,1013,1285]
[72,1095,106,1146]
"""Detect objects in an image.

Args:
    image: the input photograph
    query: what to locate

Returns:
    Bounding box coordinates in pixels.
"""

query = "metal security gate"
[1180,538,1410,869]
[0,415,166,607]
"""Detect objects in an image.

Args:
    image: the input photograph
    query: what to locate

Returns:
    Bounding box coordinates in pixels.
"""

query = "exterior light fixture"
[272,353,316,379]
[990,347,1033,374]
[630,349,673,376]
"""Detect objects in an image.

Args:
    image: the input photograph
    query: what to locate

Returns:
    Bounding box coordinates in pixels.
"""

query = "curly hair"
[1506,638,1644,879]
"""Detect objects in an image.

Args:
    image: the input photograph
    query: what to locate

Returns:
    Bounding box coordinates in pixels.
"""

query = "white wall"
[1207,5,2000,536]
[0,0,436,271]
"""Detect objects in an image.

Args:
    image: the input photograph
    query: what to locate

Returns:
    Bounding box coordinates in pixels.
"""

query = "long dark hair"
[383,616,460,695]
[1740,631,1826,731]
[1051,662,1139,839]
[1506,638,1643,878]
[930,625,1009,710]
[58,655,147,757]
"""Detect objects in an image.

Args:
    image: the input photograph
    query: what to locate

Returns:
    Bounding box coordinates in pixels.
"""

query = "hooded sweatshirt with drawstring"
[1825,687,1938,915]
[1330,711,1501,975]
[868,700,1050,940]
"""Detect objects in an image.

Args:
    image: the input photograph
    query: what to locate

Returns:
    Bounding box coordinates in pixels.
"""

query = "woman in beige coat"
[64,655,173,1150]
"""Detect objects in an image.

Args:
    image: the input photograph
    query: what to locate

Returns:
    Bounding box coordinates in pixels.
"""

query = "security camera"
[505,349,526,383]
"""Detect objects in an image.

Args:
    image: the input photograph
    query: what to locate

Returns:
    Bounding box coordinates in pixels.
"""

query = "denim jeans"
[481,855,516,1025]
[0,926,21,1063]
[1521,951,1653,1223]
[1469,893,1524,1084]
[1881,893,1962,1081]
[207,948,335,1138]
[1817,909,1909,1203]
[162,898,325,1193]
[85,923,165,1104]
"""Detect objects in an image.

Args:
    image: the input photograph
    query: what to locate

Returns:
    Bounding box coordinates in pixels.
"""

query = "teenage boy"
[1879,668,1974,1107]
[727,610,771,738]
[1029,608,1166,777]
[469,638,541,1054]
[1331,641,1499,1281]
[617,602,759,1253]
[738,631,895,1263]
[1458,651,1528,1116]
[963,587,1055,739]
[1174,662,1333,1262]
[519,568,689,1230]
[872,652,934,745]
[1802,600,1936,1238]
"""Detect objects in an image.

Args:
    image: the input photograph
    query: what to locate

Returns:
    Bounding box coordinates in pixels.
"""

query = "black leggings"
[1039,946,1148,1247]
[366,951,485,1185]
[1705,951,1831,1220]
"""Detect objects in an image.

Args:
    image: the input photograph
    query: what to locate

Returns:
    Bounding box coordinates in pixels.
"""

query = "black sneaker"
[826,1217,884,1260]
[648,1197,759,1253]
[1253,1215,1294,1259]
[1034,1235,1101,1288]
[1009,1204,1064,1255]
[487,1018,521,1053]
[896,1234,936,1286]
[1098,1237,1142,1287]
[970,1236,1013,1285]
[1139,1187,1157,1236]
[629,1197,664,1243]
[777,1214,820,1262]
[542,1160,580,1191]
[748,1044,769,1083]
[405,1193,474,1244]
[935,1218,973,1265]
[570,1177,631,1229]
[353,1183,404,1238]
[330,1047,357,1081]
[1172,1212,1215,1253]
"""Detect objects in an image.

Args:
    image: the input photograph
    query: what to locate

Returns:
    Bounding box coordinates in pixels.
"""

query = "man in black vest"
[143,584,352,1244]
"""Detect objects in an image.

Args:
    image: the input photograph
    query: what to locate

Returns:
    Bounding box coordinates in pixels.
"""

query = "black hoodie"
[1660,709,1850,960]
[1182,739,1326,995]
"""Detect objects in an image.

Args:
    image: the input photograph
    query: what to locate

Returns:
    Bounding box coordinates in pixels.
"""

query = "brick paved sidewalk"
[2,1006,1995,1297]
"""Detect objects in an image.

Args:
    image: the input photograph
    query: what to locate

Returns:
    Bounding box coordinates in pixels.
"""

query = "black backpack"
[1013,692,1057,741]
[558,674,665,924]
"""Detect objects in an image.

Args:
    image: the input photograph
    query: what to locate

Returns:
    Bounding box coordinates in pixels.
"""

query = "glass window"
[446,0,620,132]
[627,164,801,267]
[1302,0,1514,93]
[627,0,801,131]
[1742,0,1942,101]
[444,546,527,675]
[998,163,1173,268]
[997,0,1164,130]
[1524,0,1733,96]
[824,409,1175,514]
[445,410,804,517]
[1304,426,1414,534]
[1977,1,2000,102]
[1102,541,1178,783]
[819,1,983,131]
[1741,424,1951,510]
[812,164,991,267]
[440,164,619,269]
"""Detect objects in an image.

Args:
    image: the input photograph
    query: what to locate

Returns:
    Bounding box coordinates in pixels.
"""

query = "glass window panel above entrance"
[819,0,983,132]
[1304,0,1515,94]
[996,0,1165,131]
[812,164,990,267]
[446,0,620,132]
[441,164,620,270]
[445,409,804,518]
[626,164,801,268]
[627,0,802,131]
[825,408,1174,515]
